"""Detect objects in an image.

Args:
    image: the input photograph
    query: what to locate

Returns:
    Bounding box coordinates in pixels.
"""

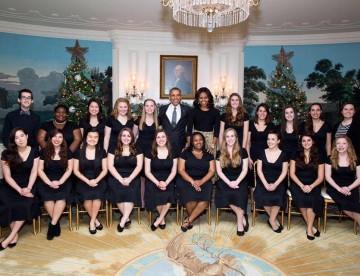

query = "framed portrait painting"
[160,55,198,99]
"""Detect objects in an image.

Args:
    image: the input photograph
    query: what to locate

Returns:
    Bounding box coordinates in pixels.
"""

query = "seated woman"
[177,132,215,232]
[107,128,143,232]
[254,131,288,233]
[73,127,108,235]
[37,129,73,240]
[0,128,40,250]
[325,135,360,226]
[215,128,249,236]
[144,129,177,231]
[289,133,324,240]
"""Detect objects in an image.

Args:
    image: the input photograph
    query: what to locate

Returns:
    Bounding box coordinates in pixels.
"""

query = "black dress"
[249,121,275,162]
[74,149,107,203]
[36,150,73,203]
[176,150,214,205]
[0,147,40,227]
[326,159,360,213]
[188,108,220,138]
[79,117,106,148]
[220,112,250,147]
[300,121,331,159]
[254,150,288,208]
[40,121,80,150]
[107,148,141,205]
[134,118,156,156]
[105,116,134,152]
[215,149,248,210]
[289,158,323,216]
[280,131,298,161]
[144,153,176,210]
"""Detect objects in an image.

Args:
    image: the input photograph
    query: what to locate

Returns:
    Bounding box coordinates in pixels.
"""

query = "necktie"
[171,107,177,128]
[20,110,30,116]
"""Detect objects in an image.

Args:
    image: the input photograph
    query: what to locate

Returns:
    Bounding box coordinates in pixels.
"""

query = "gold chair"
[38,205,73,233]
[147,202,179,226]
[180,203,211,225]
[75,200,109,230]
[321,187,357,234]
[252,161,285,227]
[108,202,141,227]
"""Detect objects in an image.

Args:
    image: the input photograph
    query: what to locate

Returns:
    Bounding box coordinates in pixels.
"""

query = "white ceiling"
[0,0,360,37]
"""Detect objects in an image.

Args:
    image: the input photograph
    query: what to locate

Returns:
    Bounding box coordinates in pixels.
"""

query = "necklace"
[54,119,66,125]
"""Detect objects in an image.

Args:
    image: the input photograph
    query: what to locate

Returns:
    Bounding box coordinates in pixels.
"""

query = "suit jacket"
[158,104,191,155]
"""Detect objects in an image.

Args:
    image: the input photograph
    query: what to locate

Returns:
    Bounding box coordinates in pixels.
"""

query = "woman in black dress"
[289,133,324,240]
[37,129,73,240]
[254,131,288,233]
[107,128,143,233]
[279,106,299,161]
[104,98,138,152]
[177,132,215,232]
[135,99,158,208]
[0,128,39,250]
[73,128,108,234]
[188,87,220,154]
[144,129,177,231]
[215,128,249,236]
[325,135,360,225]
[219,93,249,149]
[37,104,82,153]
[79,99,106,149]
[301,103,331,159]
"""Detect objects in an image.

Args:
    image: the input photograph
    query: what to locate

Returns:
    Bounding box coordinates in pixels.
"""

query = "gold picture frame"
[160,55,198,99]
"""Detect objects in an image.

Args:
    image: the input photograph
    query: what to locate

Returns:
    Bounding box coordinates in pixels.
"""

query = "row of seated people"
[0,126,359,251]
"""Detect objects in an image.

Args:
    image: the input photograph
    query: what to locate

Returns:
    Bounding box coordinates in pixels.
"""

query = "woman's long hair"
[224,93,246,127]
[151,128,172,158]
[193,87,214,109]
[79,127,102,175]
[114,127,137,158]
[295,133,319,170]
[219,128,242,168]
[254,103,271,124]
[330,135,357,170]
[139,99,158,130]
[5,127,27,167]
[305,103,324,133]
[86,98,104,122]
[111,98,132,120]
[280,105,299,136]
[44,129,68,169]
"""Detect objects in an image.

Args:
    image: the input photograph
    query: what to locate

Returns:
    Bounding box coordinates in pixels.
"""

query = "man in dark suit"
[2,88,41,148]
[158,87,191,155]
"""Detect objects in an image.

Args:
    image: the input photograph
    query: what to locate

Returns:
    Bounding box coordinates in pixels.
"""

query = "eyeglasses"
[21,96,32,100]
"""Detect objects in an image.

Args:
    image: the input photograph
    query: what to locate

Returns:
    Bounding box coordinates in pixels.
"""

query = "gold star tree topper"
[272,46,294,67]
[66,40,89,61]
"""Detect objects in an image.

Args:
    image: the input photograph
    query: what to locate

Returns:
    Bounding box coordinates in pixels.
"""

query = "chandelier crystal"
[162,0,260,32]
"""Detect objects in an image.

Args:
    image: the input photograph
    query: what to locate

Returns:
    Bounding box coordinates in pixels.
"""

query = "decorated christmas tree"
[57,40,107,123]
[264,47,307,123]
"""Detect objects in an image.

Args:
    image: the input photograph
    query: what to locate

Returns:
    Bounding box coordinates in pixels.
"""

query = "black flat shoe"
[96,223,103,231]
[151,223,158,231]
[125,219,131,227]
[0,241,5,251]
[117,224,124,233]
[313,229,320,237]
[181,221,191,232]
[47,223,55,241]
[244,214,249,232]
[267,220,282,233]
[278,224,284,231]
[237,230,245,236]
[89,227,97,235]
[159,224,166,230]
[54,221,61,237]
[8,242,17,248]
[307,232,315,240]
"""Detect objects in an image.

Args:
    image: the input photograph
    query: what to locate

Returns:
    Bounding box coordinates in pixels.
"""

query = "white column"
[238,44,245,99]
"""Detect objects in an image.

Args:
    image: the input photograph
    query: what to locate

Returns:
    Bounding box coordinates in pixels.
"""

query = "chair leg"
[323,201,328,233]
[176,203,179,225]
[216,208,220,226]
[32,218,37,235]
[148,211,152,226]
[208,204,211,225]
[317,217,321,231]
[354,220,357,235]
[137,207,141,225]
[281,211,284,226]
[105,200,109,228]
[252,201,256,227]
[68,205,73,231]
[287,198,292,230]
[181,207,184,224]
[76,204,80,230]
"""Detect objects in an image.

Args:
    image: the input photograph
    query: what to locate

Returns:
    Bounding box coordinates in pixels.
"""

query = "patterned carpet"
[0,210,359,275]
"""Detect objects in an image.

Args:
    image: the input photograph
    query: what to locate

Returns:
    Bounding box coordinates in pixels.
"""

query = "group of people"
[1,87,360,251]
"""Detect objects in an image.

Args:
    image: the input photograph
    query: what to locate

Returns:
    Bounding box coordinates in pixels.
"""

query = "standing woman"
[37,129,73,240]
[254,131,288,233]
[333,103,360,158]
[79,99,106,149]
[0,128,40,250]
[73,128,108,234]
[302,103,331,159]
[219,93,249,149]
[104,98,138,152]
[107,128,143,232]
[188,87,220,154]
[289,133,324,240]
[177,132,215,231]
[325,135,360,226]
[215,128,249,236]
[37,104,82,153]
[144,129,177,231]
[279,106,299,161]
[135,99,158,208]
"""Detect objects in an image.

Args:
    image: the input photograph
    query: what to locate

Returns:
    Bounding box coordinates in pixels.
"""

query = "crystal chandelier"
[162,0,260,33]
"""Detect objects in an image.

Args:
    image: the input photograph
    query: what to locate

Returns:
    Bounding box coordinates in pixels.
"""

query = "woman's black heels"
[313,229,320,237]
[267,219,282,233]
[181,220,191,232]
[244,214,249,232]
[306,232,315,240]
[89,226,97,235]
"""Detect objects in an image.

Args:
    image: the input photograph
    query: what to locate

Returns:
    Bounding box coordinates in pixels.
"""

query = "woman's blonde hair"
[139,99,158,130]
[330,135,357,170]
[219,128,242,168]
[111,98,132,120]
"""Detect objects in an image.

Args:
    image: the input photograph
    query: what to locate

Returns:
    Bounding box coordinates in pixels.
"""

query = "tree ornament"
[74,74,81,81]
[69,106,76,113]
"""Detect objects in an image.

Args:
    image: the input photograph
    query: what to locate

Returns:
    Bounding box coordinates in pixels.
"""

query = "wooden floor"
[0,210,359,275]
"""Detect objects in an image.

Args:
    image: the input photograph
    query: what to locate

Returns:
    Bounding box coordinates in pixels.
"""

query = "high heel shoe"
[244,214,249,232]
[0,241,5,251]
[306,232,315,240]
[181,220,191,232]
[8,242,17,248]
[54,221,61,237]
[267,219,282,233]
[95,221,103,231]
[313,229,320,237]
[151,217,158,231]
[89,226,97,235]
[159,223,166,230]
[125,219,131,227]
[117,224,124,233]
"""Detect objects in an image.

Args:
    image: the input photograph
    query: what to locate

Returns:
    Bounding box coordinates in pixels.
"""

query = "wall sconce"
[214,76,232,106]
[125,74,145,103]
